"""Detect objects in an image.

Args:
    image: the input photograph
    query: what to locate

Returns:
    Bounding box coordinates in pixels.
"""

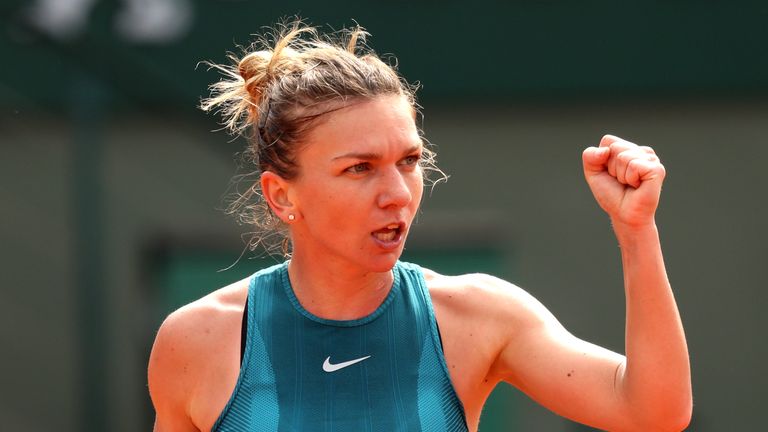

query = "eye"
[345,162,371,174]
[399,153,422,167]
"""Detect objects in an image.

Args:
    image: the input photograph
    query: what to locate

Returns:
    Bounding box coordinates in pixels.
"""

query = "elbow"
[661,403,692,432]
[634,396,693,432]
[673,398,693,432]
[664,383,693,431]
[622,367,692,431]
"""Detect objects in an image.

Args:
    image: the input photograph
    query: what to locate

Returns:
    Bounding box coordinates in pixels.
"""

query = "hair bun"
[237,51,272,103]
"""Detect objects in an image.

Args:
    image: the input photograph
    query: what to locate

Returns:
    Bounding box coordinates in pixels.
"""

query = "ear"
[260,171,298,223]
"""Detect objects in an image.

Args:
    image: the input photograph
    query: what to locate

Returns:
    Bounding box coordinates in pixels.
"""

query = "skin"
[148,95,692,432]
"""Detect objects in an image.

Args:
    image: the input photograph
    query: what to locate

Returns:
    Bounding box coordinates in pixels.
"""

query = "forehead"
[299,95,421,159]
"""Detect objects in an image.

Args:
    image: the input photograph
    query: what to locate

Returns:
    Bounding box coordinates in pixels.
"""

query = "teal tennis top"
[213,261,468,431]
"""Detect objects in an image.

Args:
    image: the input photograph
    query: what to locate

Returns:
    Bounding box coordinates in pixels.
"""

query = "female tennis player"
[148,23,692,432]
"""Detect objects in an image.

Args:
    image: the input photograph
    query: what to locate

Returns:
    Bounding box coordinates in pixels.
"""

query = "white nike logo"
[322,355,372,372]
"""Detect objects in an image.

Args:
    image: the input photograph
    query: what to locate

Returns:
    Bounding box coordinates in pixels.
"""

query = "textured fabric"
[213,261,468,432]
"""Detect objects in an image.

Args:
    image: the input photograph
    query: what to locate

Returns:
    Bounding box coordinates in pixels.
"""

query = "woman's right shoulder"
[153,277,250,353]
[148,277,251,428]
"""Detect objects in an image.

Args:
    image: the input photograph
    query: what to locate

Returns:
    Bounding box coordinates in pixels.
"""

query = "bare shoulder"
[148,277,250,430]
[421,268,560,370]
[422,267,550,330]
[419,267,564,422]
[150,277,249,361]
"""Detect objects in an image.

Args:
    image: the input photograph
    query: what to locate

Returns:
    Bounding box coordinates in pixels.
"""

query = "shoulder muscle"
[148,279,249,431]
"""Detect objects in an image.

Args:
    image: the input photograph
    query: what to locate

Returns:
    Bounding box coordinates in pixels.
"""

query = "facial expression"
[287,95,425,273]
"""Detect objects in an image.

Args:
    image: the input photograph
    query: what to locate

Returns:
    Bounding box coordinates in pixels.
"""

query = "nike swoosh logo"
[322,355,371,372]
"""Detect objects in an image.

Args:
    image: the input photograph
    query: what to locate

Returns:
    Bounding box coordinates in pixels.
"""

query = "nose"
[376,166,413,209]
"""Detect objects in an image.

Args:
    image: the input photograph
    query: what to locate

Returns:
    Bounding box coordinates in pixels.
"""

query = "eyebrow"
[332,144,422,161]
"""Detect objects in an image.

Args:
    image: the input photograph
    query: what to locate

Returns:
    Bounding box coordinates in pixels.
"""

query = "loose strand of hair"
[345,25,369,54]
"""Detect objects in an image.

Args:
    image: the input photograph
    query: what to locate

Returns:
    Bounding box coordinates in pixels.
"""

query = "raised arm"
[582,135,692,428]
[488,135,691,432]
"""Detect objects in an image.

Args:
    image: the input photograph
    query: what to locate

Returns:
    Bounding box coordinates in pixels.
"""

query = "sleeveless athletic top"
[213,261,468,432]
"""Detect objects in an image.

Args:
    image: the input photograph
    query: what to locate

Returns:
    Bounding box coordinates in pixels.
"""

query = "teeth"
[374,231,397,242]
[386,224,400,229]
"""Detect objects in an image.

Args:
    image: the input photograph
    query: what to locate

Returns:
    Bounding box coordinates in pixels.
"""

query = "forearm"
[613,220,692,429]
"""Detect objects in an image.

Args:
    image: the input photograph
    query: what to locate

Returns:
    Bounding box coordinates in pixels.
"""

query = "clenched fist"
[582,135,666,228]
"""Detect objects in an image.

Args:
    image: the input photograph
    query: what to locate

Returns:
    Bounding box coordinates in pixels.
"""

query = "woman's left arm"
[485,135,691,431]
[582,135,692,429]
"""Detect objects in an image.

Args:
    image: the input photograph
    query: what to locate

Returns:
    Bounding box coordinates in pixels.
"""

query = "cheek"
[300,180,365,220]
[411,171,425,204]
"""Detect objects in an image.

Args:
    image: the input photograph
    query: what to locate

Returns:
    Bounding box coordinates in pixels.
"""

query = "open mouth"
[372,223,404,243]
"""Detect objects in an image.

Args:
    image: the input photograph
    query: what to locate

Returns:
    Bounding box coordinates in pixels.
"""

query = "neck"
[287,251,395,320]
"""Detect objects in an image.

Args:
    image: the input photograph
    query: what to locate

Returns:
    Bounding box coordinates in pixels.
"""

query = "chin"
[365,252,402,273]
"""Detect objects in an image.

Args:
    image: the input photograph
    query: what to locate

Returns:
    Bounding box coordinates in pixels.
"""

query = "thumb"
[582,146,610,176]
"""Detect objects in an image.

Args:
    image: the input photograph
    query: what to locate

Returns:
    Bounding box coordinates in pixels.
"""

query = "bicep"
[492,287,631,430]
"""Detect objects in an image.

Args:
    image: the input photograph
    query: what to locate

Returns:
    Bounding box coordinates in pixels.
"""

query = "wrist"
[611,218,659,244]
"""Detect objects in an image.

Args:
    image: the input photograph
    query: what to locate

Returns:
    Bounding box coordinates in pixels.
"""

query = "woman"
[148,23,692,431]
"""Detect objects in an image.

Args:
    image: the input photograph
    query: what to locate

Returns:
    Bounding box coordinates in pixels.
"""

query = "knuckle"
[617,151,634,162]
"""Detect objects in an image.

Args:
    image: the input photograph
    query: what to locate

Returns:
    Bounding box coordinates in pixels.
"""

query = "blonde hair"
[201,21,442,255]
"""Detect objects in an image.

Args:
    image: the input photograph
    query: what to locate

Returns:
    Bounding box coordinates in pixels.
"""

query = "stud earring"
[287,214,295,221]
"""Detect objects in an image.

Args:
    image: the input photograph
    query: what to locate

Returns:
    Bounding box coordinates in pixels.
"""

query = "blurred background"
[1,0,767,430]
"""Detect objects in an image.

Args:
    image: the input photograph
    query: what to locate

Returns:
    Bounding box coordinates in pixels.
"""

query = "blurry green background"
[2,0,767,430]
